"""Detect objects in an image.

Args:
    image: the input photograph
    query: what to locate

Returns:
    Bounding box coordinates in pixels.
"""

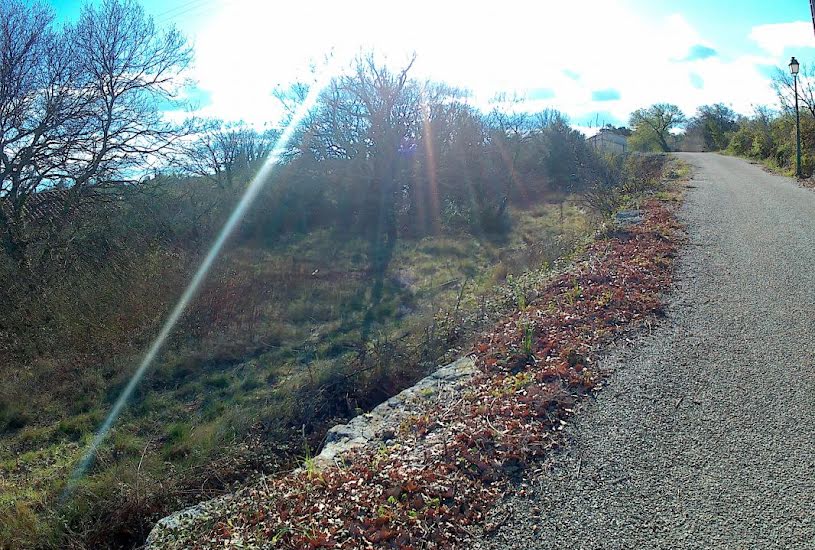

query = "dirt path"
[476,153,815,549]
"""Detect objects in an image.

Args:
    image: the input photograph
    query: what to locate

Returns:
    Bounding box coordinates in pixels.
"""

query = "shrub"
[727,126,754,156]
[0,402,30,434]
[581,153,666,218]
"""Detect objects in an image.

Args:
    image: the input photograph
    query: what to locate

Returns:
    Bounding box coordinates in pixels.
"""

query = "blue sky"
[49,0,815,133]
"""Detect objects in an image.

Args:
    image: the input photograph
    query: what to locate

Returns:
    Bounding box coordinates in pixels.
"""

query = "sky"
[49,0,815,134]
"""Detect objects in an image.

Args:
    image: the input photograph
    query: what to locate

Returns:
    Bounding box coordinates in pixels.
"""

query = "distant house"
[586,128,628,154]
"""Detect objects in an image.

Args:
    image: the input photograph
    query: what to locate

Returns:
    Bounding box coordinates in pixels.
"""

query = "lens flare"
[419,91,441,234]
[62,67,333,500]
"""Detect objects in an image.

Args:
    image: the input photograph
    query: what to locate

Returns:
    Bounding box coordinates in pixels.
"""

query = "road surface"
[476,153,815,549]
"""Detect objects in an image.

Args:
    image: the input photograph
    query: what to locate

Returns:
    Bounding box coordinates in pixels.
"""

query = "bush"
[581,153,667,218]
[0,402,30,434]
[477,202,512,235]
[724,108,815,177]
[727,126,754,156]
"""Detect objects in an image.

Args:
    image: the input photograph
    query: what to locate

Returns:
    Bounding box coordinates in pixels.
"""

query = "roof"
[587,130,628,146]
[0,188,82,224]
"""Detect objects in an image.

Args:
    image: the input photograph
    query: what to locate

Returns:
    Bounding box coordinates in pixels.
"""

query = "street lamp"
[790,56,802,177]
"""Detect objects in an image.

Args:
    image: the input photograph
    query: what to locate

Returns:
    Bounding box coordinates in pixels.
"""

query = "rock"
[315,356,477,466]
[145,497,232,548]
[614,209,644,226]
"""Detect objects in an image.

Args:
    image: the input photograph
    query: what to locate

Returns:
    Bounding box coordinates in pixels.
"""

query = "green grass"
[0,199,594,549]
[723,148,797,177]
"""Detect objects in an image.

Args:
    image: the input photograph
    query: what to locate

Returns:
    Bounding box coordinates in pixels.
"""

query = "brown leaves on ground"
[170,200,681,549]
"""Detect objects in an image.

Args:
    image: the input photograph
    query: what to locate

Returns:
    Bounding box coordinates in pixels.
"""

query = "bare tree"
[284,54,421,253]
[343,54,419,251]
[180,121,277,188]
[772,64,815,118]
[0,0,191,273]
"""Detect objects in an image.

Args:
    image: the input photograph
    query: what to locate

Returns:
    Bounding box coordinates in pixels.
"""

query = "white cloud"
[749,21,812,56]
[181,0,786,127]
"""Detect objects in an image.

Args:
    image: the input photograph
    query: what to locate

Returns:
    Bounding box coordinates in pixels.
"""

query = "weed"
[204,374,230,390]
[598,289,614,308]
[202,400,226,421]
[521,322,534,357]
[300,438,324,482]
[302,455,321,480]
[0,190,597,548]
[565,280,582,305]
[165,423,190,445]
[517,291,527,311]
[270,527,291,544]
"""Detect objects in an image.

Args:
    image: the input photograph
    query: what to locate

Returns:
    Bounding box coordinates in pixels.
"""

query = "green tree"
[629,103,686,152]
[686,104,739,151]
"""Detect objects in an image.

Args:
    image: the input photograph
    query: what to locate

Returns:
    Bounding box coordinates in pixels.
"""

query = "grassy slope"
[152,160,689,549]
[0,200,591,548]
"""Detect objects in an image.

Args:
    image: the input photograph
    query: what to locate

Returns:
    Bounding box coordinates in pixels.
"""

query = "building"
[587,128,628,154]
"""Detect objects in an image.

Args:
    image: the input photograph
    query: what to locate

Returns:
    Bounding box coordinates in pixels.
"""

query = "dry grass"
[0,196,595,548]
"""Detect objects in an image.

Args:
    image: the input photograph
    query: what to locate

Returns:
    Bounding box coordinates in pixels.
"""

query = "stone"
[315,356,477,466]
[614,209,644,226]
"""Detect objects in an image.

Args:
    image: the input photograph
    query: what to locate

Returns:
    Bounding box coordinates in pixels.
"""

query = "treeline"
[682,99,815,176]
[189,61,601,247]
[625,65,815,177]
[1,32,623,365]
[726,106,815,175]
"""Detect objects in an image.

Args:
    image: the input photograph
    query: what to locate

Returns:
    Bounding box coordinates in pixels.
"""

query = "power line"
[158,0,226,25]
[155,0,210,19]
[157,0,236,26]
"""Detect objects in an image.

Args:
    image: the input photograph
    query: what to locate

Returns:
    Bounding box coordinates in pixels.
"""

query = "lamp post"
[790,56,802,177]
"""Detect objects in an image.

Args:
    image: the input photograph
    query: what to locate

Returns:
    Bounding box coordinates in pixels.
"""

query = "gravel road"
[475,153,815,549]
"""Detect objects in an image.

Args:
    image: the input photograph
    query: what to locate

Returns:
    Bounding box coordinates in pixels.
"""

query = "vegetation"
[0,0,708,547]
[725,105,815,177]
[148,195,684,549]
[629,103,686,152]
[684,104,740,152]
[0,0,191,285]
[0,4,671,547]
[627,80,815,180]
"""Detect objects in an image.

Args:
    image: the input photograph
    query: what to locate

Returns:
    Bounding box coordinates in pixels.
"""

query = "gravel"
[474,153,815,550]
